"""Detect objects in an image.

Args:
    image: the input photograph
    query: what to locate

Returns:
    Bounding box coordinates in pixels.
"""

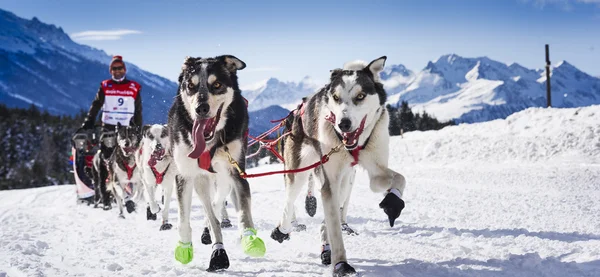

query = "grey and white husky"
[136,124,176,230]
[167,55,265,271]
[107,123,143,218]
[270,56,406,276]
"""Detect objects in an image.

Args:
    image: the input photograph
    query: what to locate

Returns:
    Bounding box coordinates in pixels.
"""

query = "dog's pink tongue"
[188,119,208,159]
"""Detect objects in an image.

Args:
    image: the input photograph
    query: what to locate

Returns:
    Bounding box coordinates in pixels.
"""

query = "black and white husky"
[270,57,406,276]
[91,129,116,210]
[107,123,143,218]
[136,124,176,230]
[168,55,265,271]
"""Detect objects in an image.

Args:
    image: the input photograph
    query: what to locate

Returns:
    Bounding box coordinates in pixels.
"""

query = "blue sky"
[2,0,600,86]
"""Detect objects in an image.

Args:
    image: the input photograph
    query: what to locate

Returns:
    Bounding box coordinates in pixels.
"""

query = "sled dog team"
[91,55,406,276]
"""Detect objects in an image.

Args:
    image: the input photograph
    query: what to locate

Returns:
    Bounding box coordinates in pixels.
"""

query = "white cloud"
[518,0,600,11]
[527,0,600,5]
[244,66,281,72]
[70,29,142,41]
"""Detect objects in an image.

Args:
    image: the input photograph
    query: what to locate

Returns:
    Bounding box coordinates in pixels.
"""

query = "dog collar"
[330,131,371,166]
[350,135,371,166]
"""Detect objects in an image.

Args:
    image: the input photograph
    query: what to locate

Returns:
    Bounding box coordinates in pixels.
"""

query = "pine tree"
[398,101,416,132]
[386,105,401,136]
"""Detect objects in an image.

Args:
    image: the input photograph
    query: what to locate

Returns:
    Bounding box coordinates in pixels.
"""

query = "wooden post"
[545,44,552,107]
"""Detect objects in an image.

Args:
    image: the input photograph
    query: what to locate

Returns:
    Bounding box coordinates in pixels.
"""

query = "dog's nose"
[124,141,130,147]
[156,143,163,150]
[338,118,352,132]
[196,103,210,117]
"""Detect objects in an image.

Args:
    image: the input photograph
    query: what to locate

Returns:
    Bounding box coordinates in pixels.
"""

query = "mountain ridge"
[0,9,177,124]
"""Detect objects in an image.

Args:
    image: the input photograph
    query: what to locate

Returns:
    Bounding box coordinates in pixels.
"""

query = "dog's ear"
[366,56,387,81]
[219,55,246,73]
[161,124,169,137]
[142,124,151,136]
[182,56,196,69]
[329,68,343,80]
[180,56,199,84]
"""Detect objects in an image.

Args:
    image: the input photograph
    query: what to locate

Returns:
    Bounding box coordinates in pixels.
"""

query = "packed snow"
[1,105,599,276]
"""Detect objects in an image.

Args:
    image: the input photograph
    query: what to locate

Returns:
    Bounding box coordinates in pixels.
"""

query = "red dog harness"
[123,161,136,180]
[139,147,169,185]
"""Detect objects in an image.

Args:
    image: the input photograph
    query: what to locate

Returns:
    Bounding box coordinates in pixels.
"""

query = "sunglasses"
[111,66,124,71]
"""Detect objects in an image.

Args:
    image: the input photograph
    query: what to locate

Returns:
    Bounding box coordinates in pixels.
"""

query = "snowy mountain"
[0,9,177,124]
[241,65,415,113]
[392,54,600,123]
[242,76,320,112]
[2,105,600,276]
[381,64,416,96]
[243,53,599,125]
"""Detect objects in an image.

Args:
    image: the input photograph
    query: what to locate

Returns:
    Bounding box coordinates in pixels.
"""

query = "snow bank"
[393,105,600,166]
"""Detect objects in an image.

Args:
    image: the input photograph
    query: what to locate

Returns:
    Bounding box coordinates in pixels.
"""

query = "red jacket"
[82,78,142,128]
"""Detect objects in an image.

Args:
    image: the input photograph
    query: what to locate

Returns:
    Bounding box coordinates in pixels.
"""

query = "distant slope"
[0,9,177,124]
[247,105,290,137]
[394,105,600,165]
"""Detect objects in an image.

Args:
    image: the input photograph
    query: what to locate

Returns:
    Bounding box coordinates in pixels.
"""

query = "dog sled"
[71,129,98,205]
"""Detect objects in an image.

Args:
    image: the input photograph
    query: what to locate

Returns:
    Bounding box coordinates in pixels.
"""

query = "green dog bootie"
[241,228,266,257]
[175,241,194,264]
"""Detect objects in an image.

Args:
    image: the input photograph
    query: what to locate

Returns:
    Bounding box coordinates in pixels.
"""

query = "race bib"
[102,95,135,126]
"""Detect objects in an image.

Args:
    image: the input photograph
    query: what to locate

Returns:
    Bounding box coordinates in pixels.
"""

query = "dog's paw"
[174,241,194,264]
[341,223,358,236]
[206,245,229,272]
[125,200,136,214]
[379,189,405,227]
[220,218,232,228]
[270,227,290,243]
[102,204,112,211]
[321,245,331,265]
[118,214,125,219]
[242,228,266,257]
[305,195,317,217]
[159,222,172,231]
[201,227,212,245]
[333,262,357,276]
[146,207,157,221]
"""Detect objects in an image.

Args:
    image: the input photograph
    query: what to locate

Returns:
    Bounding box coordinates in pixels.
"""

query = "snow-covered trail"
[1,162,599,277]
[1,106,600,276]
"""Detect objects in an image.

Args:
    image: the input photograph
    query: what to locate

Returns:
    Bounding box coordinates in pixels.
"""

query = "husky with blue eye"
[270,56,406,276]
[167,55,266,272]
